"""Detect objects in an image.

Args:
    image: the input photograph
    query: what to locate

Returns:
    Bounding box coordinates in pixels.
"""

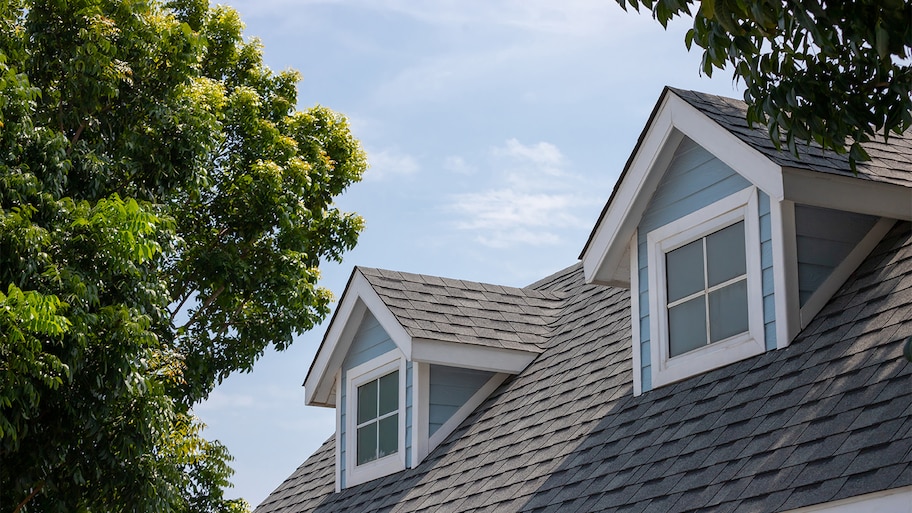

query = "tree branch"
[14,481,44,513]
[178,284,225,331]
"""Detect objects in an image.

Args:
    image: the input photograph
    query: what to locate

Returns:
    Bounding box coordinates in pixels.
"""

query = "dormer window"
[647,187,765,388]
[345,353,406,487]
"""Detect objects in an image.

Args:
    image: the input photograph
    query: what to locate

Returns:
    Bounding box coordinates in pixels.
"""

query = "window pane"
[356,423,377,465]
[666,239,705,302]
[378,414,398,458]
[378,371,398,416]
[357,380,378,424]
[668,296,707,357]
[706,221,746,287]
[709,279,749,342]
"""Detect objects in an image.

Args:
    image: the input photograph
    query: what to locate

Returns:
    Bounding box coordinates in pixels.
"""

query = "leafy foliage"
[617,0,912,168]
[0,0,366,511]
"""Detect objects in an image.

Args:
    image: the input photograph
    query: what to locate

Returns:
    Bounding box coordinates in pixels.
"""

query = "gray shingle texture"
[357,267,564,353]
[256,221,912,513]
[669,87,912,188]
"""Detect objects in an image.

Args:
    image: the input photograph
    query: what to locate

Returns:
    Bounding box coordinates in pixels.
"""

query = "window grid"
[355,371,398,466]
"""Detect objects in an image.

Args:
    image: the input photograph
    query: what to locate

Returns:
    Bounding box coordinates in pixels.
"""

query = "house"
[255,88,912,513]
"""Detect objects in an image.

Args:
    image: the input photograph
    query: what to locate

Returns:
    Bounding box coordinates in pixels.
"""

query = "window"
[356,370,398,465]
[647,188,764,388]
[345,353,406,487]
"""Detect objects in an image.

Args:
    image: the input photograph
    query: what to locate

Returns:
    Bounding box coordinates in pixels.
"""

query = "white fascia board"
[778,485,912,513]
[782,167,912,220]
[410,338,539,374]
[582,91,784,287]
[304,270,414,407]
[582,95,683,287]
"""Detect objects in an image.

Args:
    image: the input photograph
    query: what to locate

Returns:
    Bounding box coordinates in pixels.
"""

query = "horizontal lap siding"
[429,365,494,436]
[795,205,877,305]
[637,137,751,392]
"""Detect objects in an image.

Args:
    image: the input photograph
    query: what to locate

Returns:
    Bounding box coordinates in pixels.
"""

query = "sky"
[193,0,744,507]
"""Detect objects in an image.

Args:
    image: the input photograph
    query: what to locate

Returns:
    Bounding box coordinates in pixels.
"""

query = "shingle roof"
[358,267,563,353]
[256,222,912,513]
[669,87,912,188]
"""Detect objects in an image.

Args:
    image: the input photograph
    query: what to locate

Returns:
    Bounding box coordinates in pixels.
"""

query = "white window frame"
[647,187,765,388]
[344,352,407,487]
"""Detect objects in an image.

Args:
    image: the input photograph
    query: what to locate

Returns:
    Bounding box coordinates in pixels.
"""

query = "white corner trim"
[647,187,765,388]
[782,167,912,221]
[778,485,912,513]
[334,370,342,493]
[427,373,509,451]
[771,199,801,349]
[630,231,643,397]
[410,338,538,374]
[412,362,429,468]
[305,270,413,407]
[344,352,407,488]
[799,217,897,328]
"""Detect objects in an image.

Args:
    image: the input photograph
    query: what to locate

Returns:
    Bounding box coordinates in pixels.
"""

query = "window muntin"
[355,371,399,465]
[666,221,748,357]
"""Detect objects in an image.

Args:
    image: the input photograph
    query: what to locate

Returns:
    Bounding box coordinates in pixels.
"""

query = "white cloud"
[365,148,420,181]
[443,155,475,174]
[445,138,600,249]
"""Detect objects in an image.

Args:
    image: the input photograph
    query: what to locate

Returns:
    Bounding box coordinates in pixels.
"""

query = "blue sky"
[193,0,744,506]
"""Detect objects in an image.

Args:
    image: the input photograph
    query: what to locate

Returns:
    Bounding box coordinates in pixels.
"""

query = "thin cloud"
[365,148,420,181]
[446,138,599,248]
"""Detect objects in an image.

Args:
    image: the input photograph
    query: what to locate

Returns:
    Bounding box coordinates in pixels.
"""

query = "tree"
[0,0,367,511]
[617,0,912,167]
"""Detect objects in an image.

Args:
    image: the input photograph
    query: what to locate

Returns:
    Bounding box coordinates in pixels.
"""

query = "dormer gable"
[581,87,910,395]
[303,267,563,489]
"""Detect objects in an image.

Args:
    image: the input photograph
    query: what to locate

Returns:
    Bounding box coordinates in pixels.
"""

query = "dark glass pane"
[709,279,749,342]
[378,371,398,416]
[356,423,377,465]
[707,221,746,287]
[666,239,705,302]
[378,414,398,458]
[668,296,707,357]
[357,380,377,424]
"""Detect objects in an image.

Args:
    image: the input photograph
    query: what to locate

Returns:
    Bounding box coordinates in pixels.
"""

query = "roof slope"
[670,87,912,188]
[257,222,912,513]
[358,267,564,353]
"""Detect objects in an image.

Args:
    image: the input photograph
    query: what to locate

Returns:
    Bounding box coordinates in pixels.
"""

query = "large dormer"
[304,267,563,489]
[581,87,910,395]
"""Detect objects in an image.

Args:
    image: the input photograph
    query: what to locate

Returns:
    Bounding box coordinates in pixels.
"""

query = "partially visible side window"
[356,370,399,465]
[647,187,764,388]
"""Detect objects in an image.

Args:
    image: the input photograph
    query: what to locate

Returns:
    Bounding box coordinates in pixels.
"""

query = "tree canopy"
[618,0,912,167]
[0,0,366,511]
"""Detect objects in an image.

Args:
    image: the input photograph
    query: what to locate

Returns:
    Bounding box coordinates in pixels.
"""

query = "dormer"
[304,267,563,490]
[581,87,910,395]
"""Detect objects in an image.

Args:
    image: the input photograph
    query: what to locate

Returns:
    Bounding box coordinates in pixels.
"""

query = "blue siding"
[637,137,751,393]
[342,312,397,371]
[795,205,877,305]
[759,192,776,350]
[429,365,494,436]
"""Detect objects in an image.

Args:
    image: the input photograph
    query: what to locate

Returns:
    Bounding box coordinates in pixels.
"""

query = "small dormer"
[304,267,563,490]
[581,87,909,395]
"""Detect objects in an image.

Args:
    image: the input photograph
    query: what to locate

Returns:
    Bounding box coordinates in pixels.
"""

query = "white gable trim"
[305,270,412,407]
[778,485,912,513]
[782,167,912,221]
[582,90,783,287]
